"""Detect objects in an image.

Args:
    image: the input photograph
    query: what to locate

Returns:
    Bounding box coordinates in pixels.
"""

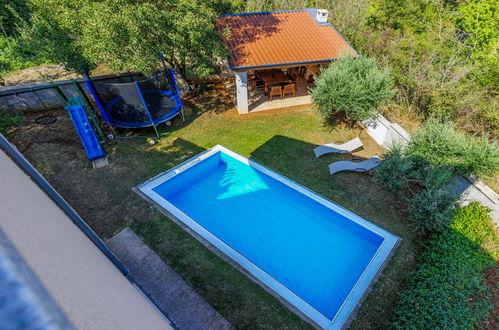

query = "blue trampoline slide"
[66,104,106,161]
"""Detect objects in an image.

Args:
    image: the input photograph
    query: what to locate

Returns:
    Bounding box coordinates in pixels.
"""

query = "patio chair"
[314,137,363,158]
[249,78,256,90]
[328,157,381,175]
[254,78,264,92]
[282,83,296,98]
[269,86,282,101]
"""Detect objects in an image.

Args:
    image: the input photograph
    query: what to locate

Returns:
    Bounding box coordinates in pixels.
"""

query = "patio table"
[260,74,293,94]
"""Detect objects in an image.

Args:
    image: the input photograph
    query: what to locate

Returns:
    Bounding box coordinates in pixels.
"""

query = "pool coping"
[136,145,402,329]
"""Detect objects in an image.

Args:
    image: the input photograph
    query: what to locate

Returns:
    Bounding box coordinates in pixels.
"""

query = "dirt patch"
[482,266,499,329]
[9,108,80,153]
[382,105,421,135]
[3,65,80,86]
[183,82,235,115]
[2,63,115,87]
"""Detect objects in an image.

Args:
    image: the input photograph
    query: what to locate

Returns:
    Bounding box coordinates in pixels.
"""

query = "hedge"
[392,203,497,328]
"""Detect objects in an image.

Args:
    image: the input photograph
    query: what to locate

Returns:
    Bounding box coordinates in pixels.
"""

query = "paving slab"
[107,228,233,330]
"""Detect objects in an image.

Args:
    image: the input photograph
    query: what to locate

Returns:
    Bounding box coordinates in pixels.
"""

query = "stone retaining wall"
[0,73,145,113]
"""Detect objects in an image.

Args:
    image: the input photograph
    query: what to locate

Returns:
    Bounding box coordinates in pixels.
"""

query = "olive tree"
[310,55,395,123]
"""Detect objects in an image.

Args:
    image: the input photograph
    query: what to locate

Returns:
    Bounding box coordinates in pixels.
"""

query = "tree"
[0,1,46,82]
[23,0,237,78]
[310,55,395,123]
[455,0,499,91]
[0,0,30,37]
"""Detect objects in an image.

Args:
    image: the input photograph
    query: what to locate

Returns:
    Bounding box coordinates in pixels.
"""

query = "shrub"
[464,136,499,179]
[406,119,499,178]
[375,147,416,194]
[407,187,459,233]
[392,203,496,329]
[0,35,47,78]
[451,202,499,259]
[423,165,454,189]
[310,55,396,123]
[0,108,23,136]
[376,144,458,233]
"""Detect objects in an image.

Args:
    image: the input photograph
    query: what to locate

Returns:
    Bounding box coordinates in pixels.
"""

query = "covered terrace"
[217,9,358,114]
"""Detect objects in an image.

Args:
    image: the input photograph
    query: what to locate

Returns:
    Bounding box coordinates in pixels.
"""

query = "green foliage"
[455,0,499,93]
[310,56,395,123]
[376,119,499,233]
[375,147,416,194]
[0,36,45,79]
[423,165,455,190]
[0,2,47,80]
[0,108,23,136]
[407,119,499,178]
[365,0,498,133]
[376,140,463,234]
[0,0,29,36]
[407,187,458,233]
[24,0,236,77]
[367,0,430,30]
[392,203,496,329]
[455,0,498,52]
[451,202,499,259]
[22,1,92,75]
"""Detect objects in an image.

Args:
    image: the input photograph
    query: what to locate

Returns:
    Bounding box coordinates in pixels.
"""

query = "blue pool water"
[152,151,385,320]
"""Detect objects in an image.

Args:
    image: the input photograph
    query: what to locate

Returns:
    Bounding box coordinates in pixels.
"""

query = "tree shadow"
[249,134,369,174]
[104,82,234,139]
[247,135,391,217]
[391,211,498,328]
[216,14,282,67]
[322,111,365,131]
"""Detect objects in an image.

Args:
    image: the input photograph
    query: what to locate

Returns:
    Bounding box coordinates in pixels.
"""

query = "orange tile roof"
[216,10,358,70]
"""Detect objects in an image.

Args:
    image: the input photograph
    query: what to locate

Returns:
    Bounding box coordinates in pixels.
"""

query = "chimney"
[316,9,329,23]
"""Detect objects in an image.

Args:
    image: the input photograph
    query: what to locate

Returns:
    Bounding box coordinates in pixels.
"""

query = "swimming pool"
[138,145,400,329]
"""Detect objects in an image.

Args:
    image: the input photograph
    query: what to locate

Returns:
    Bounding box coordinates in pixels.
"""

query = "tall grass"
[406,119,499,178]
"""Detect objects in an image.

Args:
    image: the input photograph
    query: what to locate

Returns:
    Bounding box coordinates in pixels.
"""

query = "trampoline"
[85,68,183,134]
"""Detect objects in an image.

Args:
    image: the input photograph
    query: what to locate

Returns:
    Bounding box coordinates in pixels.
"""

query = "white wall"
[235,71,248,114]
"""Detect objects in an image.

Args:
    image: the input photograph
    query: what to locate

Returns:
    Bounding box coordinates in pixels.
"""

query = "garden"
[1,0,498,329]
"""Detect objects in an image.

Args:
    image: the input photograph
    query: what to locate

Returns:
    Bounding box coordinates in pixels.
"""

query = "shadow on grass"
[249,135,373,201]
[98,82,235,140]
[322,111,366,131]
[391,210,498,328]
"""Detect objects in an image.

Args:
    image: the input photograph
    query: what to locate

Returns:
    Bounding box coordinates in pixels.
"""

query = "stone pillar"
[235,71,248,114]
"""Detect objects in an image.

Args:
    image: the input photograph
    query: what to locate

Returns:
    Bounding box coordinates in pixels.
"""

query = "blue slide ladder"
[65,96,108,168]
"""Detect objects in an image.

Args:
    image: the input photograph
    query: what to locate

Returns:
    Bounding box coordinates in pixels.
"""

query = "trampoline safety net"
[89,72,182,128]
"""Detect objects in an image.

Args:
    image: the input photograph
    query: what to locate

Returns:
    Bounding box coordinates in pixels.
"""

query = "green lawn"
[14,85,421,329]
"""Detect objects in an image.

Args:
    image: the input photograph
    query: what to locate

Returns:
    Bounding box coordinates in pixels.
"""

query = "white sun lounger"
[314,137,363,158]
[328,157,381,175]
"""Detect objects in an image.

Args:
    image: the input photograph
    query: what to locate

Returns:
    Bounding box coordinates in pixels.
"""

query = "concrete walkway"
[107,228,233,330]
